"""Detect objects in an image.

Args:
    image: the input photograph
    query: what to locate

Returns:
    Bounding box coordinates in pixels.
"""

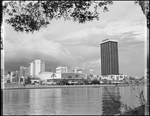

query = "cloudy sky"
[3,1,147,77]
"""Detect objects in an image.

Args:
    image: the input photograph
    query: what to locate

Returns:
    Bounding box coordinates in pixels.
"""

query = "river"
[2,85,146,115]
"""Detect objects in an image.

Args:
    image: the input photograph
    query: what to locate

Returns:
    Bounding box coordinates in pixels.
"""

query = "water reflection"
[3,86,145,115]
[28,89,62,115]
[119,85,145,112]
[3,89,30,115]
[102,87,121,115]
[60,87,103,115]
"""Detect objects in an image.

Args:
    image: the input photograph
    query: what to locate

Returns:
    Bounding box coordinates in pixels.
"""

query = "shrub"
[60,79,69,85]
[91,80,100,84]
[82,79,89,85]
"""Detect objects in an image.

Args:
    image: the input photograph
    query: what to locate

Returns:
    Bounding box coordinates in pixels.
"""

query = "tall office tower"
[56,66,67,73]
[29,60,45,77]
[100,39,119,75]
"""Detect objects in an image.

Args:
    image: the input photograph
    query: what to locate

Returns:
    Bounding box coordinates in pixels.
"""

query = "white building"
[73,69,77,73]
[41,62,45,72]
[56,66,67,73]
[77,69,82,73]
[73,69,82,73]
[10,71,18,83]
[38,72,61,81]
[100,75,128,81]
[29,60,45,77]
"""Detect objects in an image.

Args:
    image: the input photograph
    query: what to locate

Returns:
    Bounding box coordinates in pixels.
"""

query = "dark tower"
[100,39,119,75]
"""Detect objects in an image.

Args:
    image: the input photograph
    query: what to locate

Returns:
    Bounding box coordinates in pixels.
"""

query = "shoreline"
[2,84,145,90]
[115,104,149,115]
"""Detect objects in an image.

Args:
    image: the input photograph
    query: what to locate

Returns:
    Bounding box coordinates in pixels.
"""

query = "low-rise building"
[100,74,128,83]
[31,78,41,84]
[38,71,87,84]
[61,73,87,79]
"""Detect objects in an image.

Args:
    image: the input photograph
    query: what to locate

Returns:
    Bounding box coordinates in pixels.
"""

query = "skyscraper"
[100,39,119,75]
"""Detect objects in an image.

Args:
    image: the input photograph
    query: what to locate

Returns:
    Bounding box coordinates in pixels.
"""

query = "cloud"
[3,1,146,77]
[52,14,146,48]
[119,43,145,77]
[4,29,79,72]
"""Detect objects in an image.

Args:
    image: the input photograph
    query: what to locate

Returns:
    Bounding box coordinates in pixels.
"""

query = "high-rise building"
[100,39,119,75]
[56,66,67,73]
[29,60,45,77]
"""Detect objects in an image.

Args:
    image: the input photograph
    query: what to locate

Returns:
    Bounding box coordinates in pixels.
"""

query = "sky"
[3,1,147,77]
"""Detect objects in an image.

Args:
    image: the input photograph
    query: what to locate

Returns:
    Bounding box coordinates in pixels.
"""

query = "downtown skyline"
[3,1,146,77]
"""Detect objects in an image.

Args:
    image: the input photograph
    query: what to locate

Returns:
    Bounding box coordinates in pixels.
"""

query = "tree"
[87,76,92,83]
[82,79,89,85]
[135,1,149,28]
[60,79,69,85]
[25,75,31,84]
[75,74,79,78]
[2,1,149,33]
[2,0,113,33]
[1,0,149,50]
[103,79,108,84]
[7,71,11,74]
[68,76,72,78]
[6,79,11,83]
[51,72,56,84]
[91,79,100,84]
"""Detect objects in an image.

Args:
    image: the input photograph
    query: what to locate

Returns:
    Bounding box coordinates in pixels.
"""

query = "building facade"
[41,62,45,72]
[100,39,119,75]
[38,72,61,81]
[56,66,67,73]
[61,73,87,80]
[29,60,45,77]
[76,69,82,73]
[20,66,29,78]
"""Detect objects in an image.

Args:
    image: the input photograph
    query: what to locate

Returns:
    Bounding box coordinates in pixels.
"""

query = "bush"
[6,79,11,83]
[91,80,100,84]
[82,79,89,85]
[60,79,70,85]
[25,76,31,84]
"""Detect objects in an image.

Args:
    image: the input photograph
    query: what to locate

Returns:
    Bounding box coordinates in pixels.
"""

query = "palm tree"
[75,74,79,84]
[68,76,72,84]
[51,72,56,84]
[75,74,79,78]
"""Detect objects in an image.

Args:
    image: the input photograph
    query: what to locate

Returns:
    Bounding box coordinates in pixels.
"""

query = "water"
[2,85,146,115]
